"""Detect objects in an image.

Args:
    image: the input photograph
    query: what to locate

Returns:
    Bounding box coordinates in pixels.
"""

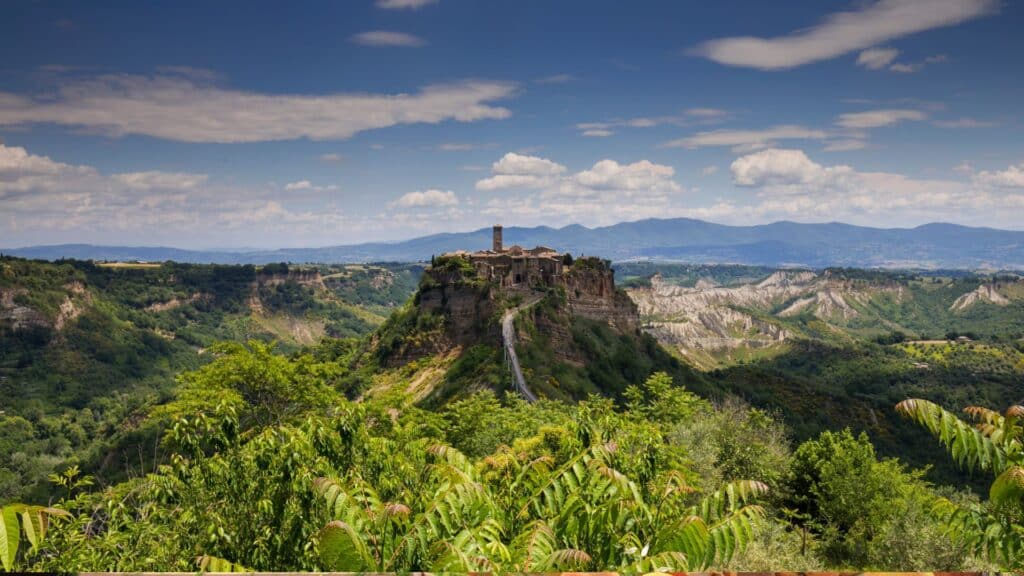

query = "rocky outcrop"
[1,281,92,332]
[560,265,638,332]
[417,281,497,346]
[144,292,210,313]
[0,287,46,330]
[950,283,1010,312]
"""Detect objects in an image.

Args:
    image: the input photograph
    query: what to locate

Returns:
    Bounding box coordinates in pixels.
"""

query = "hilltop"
[7,218,1024,269]
[354,229,701,405]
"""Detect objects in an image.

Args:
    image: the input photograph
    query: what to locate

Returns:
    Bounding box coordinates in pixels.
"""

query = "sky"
[1,0,1022,249]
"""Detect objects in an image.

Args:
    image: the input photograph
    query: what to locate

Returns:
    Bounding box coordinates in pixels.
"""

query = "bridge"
[501,295,542,403]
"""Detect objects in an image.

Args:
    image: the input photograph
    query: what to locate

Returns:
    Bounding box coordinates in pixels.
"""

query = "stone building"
[447,225,567,288]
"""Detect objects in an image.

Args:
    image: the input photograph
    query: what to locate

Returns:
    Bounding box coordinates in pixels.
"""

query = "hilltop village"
[376,224,642,368]
[421,225,637,329]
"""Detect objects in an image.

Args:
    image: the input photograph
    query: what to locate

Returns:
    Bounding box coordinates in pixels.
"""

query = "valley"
[2,252,1023,568]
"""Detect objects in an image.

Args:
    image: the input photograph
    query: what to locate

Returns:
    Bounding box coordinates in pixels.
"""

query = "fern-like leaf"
[897,398,1007,473]
[317,520,374,571]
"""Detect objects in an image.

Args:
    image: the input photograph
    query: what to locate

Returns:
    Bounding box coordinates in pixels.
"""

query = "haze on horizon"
[2,0,1023,250]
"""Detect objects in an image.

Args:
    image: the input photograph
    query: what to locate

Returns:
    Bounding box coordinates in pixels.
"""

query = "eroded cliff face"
[0,281,92,333]
[625,270,915,366]
[417,281,497,346]
[391,255,639,369]
[559,265,639,333]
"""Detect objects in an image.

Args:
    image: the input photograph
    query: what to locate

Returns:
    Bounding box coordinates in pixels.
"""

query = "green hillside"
[0,257,420,501]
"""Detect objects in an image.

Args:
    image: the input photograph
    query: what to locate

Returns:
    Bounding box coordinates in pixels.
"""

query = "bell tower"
[492,224,503,252]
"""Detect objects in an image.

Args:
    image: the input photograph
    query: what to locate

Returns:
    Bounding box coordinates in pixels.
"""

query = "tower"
[493,224,503,252]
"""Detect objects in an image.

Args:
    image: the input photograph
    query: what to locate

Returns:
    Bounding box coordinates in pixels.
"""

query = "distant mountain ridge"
[6,218,1024,269]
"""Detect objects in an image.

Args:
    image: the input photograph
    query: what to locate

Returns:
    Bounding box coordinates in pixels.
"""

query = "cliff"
[368,252,699,404]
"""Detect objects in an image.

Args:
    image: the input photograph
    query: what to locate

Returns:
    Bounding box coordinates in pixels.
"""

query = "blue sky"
[1,0,1022,249]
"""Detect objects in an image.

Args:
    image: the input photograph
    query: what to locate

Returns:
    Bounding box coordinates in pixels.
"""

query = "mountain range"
[6,219,1024,269]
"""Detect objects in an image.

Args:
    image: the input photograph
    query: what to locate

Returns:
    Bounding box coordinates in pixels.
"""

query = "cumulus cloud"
[0,73,515,143]
[473,153,686,225]
[695,0,995,70]
[662,125,827,151]
[720,147,1024,228]
[856,48,900,69]
[475,153,567,191]
[376,0,438,9]
[572,159,681,194]
[350,30,426,47]
[835,109,926,128]
[974,163,1024,188]
[389,189,459,209]
[702,165,719,176]
[731,148,854,187]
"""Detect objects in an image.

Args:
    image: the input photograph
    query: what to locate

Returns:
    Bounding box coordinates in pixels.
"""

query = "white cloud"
[285,180,313,191]
[702,165,719,176]
[953,161,974,174]
[111,171,208,190]
[284,180,339,192]
[888,53,950,73]
[662,125,827,151]
[474,153,685,225]
[319,153,345,164]
[0,73,514,143]
[835,109,926,128]
[0,143,375,248]
[572,159,680,194]
[685,107,728,118]
[974,163,1024,188]
[350,30,426,47]
[731,148,854,187]
[437,142,493,151]
[695,0,995,70]
[389,189,459,208]
[720,147,1024,228]
[534,74,574,84]
[856,48,900,70]
[576,108,728,137]
[475,152,567,191]
[376,0,437,9]
[822,139,868,152]
[933,118,996,128]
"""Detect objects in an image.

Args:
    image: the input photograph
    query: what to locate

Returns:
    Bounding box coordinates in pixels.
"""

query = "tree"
[897,399,1024,568]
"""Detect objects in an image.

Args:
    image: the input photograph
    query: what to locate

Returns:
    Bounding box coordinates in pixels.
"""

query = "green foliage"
[0,257,414,501]
[897,398,1024,567]
[0,504,69,571]
[711,338,1024,488]
[158,340,340,432]
[787,428,981,569]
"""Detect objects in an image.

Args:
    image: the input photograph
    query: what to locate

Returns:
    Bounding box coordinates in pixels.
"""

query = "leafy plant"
[0,504,69,572]
[897,398,1024,567]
